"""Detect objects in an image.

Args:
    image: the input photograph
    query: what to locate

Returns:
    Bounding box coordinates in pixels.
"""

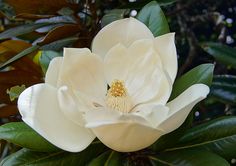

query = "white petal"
[17,83,95,152]
[45,57,63,87]
[92,17,154,57]
[154,33,178,83]
[84,106,164,152]
[57,86,86,126]
[58,48,107,98]
[158,84,210,133]
[125,56,169,105]
[104,44,129,84]
[133,104,169,128]
[91,123,164,152]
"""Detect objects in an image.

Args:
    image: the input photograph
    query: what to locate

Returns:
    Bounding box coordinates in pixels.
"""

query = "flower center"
[106,80,132,113]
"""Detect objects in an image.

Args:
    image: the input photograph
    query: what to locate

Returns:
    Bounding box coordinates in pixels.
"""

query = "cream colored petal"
[154,33,178,83]
[45,57,63,87]
[133,104,169,128]
[91,123,164,152]
[57,86,86,126]
[104,44,129,84]
[125,56,168,105]
[158,84,210,133]
[58,48,107,98]
[17,83,95,152]
[92,17,154,57]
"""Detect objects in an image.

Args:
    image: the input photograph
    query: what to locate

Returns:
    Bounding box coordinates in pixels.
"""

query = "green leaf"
[201,42,236,68]
[166,116,236,160]
[137,1,170,36]
[170,63,214,100]
[0,122,58,152]
[6,85,26,101]
[210,75,236,104]
[39,50,62,74]
[40,37,78,51]
[149,149,230,166]
[0,142,107,166]
[101,9,130,27]
[0,23,51,40]
[88,151,123,166]
[0,45,40,70]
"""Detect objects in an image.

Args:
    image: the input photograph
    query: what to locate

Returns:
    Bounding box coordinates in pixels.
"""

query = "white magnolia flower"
[18,18,209,152]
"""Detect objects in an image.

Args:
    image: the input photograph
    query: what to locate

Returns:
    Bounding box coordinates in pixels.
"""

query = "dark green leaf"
[137,1,169,36]
[40,37,78,51]
[166,116,236,160]
[0,23,51,40]
[39,50,62,74]
[0,45,39,70]
[170,63,214,100]
[0,142,107,166]
[88,151,123,166]
[149,149,230,166]
[201,42,236,68]
[101,9,130,27]
[0,122,58,152]
[210,75,236,104]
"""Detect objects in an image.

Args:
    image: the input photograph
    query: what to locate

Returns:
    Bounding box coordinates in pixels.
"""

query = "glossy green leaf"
[201,42,236,68]
[170,63,214,100]
[39,50,62,74]
[88,151,123,166]
[0,142,107,166]
[0,23,50,40]
[210,75,236,104]
[40,37,78,51]
[166,116,236,160]
[101,9,130,27]
[137,1,169,36]
[0,45,39,69]
[0,122,58,152]
[149,149,230,166]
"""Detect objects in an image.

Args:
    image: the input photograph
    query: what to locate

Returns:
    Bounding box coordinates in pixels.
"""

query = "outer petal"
[58,48,107,98]
[158,84,210,133]
[154,33,178,83]
[45,57,63,87]
[84,108,164,152]
[133,104,169,128]
[91,123,164,152]
[92,17,154,57]
[18,83,95,152]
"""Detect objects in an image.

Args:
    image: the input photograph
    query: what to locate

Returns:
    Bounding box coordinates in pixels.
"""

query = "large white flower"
[18,18,209,152]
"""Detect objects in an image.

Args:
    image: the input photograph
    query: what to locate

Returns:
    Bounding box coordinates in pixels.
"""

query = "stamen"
[106,80,132,113]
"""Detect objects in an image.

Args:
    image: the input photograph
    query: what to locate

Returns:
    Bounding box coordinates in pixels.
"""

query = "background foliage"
[0,0,235,165]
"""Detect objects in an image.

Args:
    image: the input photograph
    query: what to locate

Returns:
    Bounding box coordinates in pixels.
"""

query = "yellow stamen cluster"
[106,80,132,113]
[107,80,127,97]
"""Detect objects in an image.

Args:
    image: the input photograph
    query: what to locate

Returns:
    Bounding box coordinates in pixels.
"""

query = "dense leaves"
[0,122,58,152]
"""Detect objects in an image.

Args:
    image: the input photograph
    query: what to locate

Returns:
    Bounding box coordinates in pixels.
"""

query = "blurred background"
[0,0,235,163]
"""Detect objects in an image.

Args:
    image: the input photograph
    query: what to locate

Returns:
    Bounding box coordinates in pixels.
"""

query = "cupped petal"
[154,33,178,83]
[84,107,164,152]
[125,57,169,105]
[133,104,169,128]
[158,84,210,133]
[92,17,154,57]
[58,48,107,98]
[18,83,96,152]
[91,123,164,152]
[45,57,63,87]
